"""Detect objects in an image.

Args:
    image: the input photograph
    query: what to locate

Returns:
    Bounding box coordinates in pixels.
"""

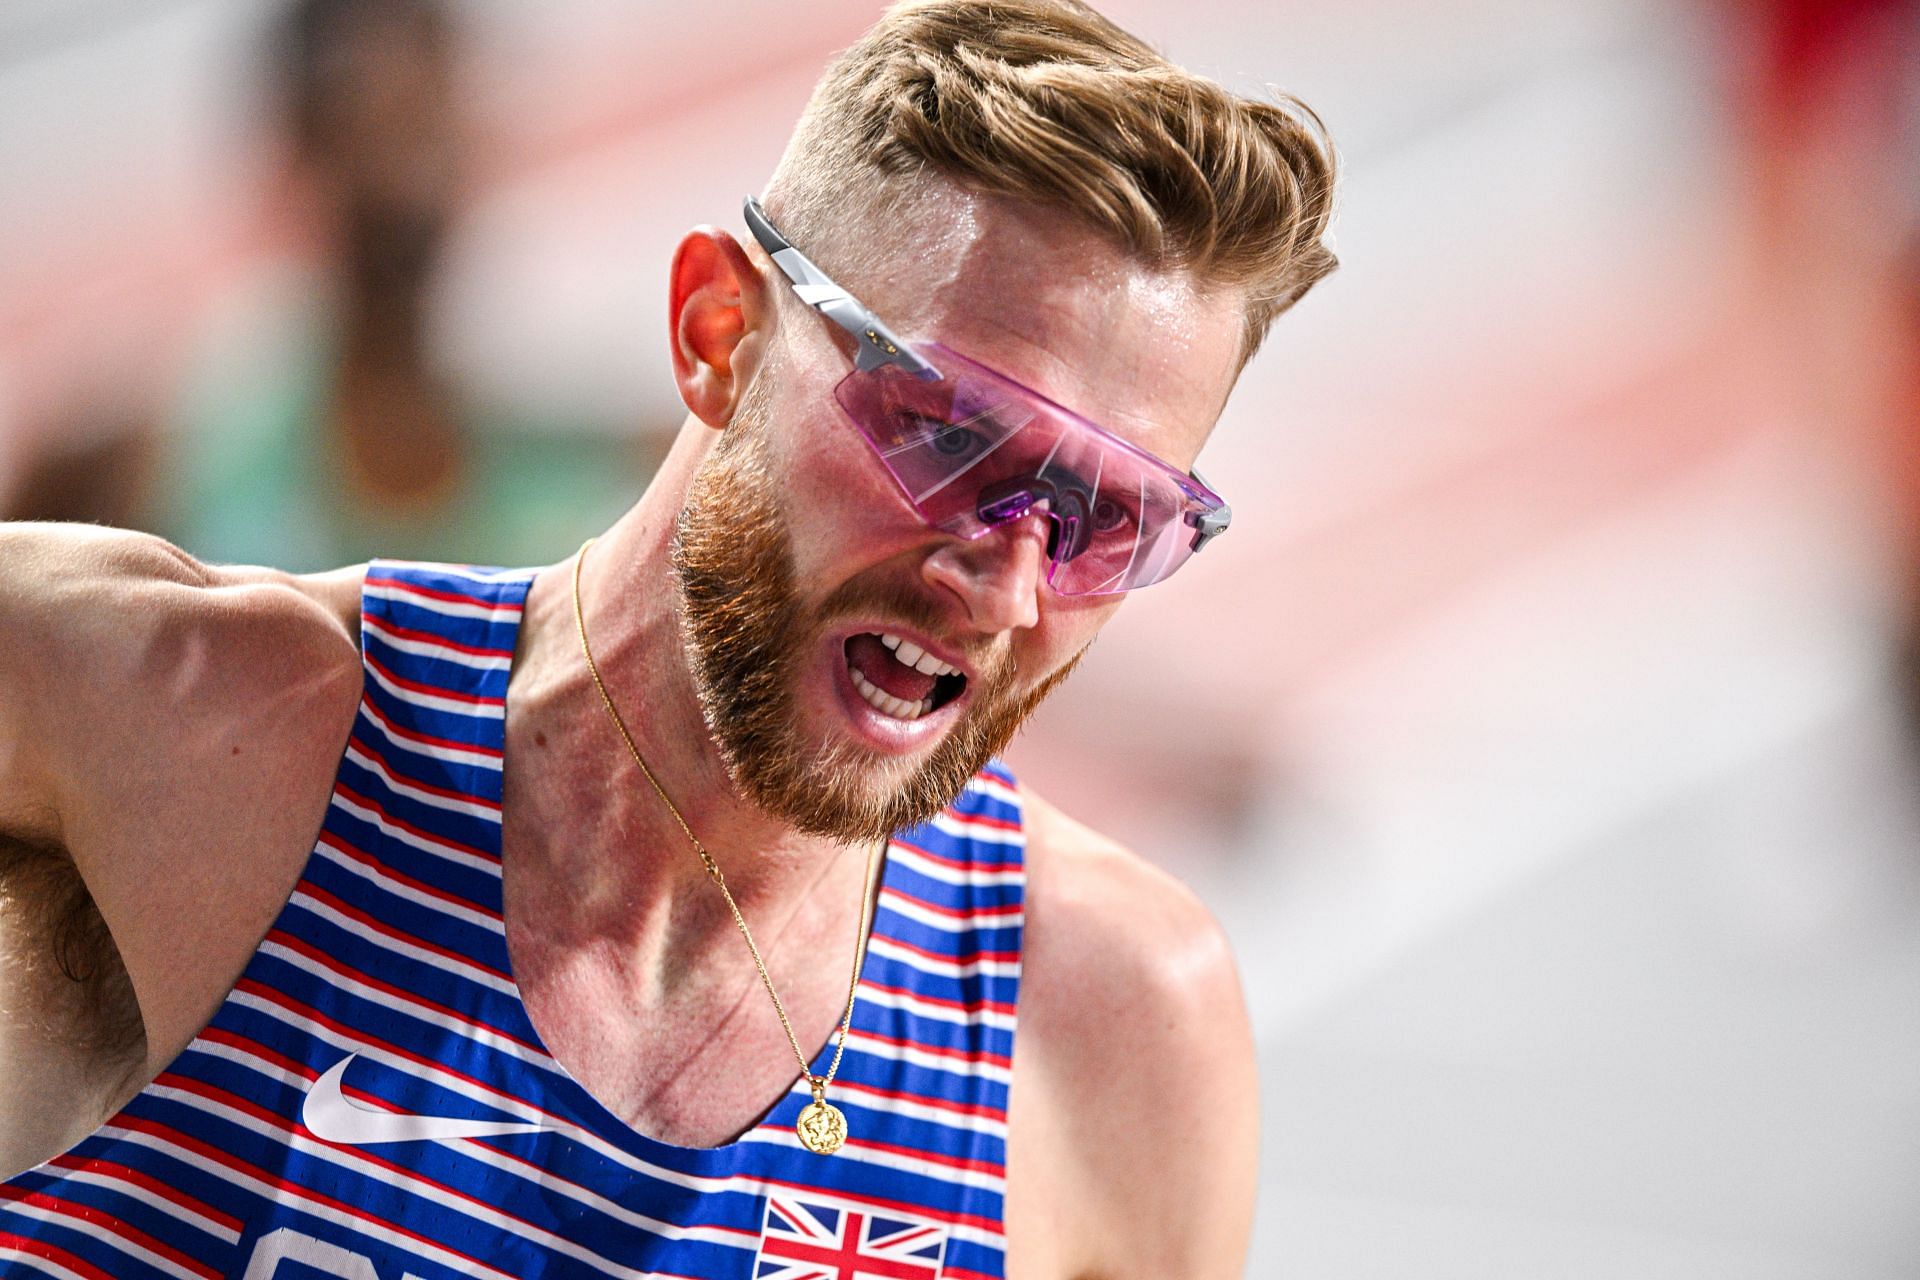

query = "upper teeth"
[879,633,959,678]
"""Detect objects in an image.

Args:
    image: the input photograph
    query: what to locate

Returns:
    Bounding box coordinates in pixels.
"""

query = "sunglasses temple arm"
[742,196,941,381]
[1186,467,1231,552]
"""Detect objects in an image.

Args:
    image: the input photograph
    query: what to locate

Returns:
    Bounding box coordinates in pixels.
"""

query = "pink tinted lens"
[833,346,1208,595]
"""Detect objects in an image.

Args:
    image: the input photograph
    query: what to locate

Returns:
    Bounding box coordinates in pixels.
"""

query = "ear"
[668,227,773,429]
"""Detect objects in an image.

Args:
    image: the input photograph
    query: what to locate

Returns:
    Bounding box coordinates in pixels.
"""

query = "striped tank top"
[0,560,1024,1279]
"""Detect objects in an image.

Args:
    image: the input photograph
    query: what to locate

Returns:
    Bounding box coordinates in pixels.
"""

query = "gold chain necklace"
[570,539,876,1155]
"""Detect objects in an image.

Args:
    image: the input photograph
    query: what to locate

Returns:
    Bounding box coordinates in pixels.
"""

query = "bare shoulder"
[7,525,360,812]
[1018,788,1233,968]
[0,520,366,850]
[0,524,366,1054]
[0,523,363,716]
[1006,787,1258,1280]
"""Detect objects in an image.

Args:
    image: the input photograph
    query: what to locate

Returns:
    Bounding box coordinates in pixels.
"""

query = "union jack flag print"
[753,1194,948,1279]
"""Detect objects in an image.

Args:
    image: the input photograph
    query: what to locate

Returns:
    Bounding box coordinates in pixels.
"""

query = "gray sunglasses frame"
[741,195,1231,555]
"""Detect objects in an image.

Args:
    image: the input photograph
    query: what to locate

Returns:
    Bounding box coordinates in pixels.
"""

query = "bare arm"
[1,525,210,845]
[0,523,363,1094]
[1008,791,1259,1280]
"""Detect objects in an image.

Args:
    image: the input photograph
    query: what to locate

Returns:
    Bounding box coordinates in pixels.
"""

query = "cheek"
[1014,595,1120,684]
[777,408,933,571]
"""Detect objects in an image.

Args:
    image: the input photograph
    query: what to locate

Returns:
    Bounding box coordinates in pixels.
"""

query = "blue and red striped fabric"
[0,560,1023,1279]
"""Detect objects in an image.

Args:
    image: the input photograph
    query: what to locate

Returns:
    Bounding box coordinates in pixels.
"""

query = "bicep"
[1078,921,1259,1278]
[1,527,360,1045]
[1015,809,1260,1279]
[0,521,354,896]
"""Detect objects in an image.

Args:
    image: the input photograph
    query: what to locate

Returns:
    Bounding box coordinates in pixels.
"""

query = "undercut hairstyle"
[767,0,1338,364]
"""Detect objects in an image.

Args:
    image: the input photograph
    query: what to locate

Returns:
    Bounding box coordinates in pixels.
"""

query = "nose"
[921,519,1047,634]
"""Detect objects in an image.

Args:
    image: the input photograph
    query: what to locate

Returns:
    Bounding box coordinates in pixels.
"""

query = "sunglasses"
[743,196,1230,596]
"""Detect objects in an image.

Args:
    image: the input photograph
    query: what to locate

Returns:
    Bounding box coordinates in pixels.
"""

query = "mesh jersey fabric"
[0,560,1024,1279]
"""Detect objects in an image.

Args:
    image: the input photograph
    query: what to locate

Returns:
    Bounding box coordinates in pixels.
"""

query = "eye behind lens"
[1091,497,1129,533]
[932,425,978,457]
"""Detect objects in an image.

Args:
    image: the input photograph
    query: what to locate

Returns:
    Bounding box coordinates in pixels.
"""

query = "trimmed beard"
[670,375,1083,843]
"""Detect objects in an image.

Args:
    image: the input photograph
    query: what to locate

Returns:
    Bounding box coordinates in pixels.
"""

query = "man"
[157,0,643,573]
[0,1,1335,1275]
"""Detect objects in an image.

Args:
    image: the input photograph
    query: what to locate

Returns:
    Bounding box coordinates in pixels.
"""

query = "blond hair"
[767,0,1337,364]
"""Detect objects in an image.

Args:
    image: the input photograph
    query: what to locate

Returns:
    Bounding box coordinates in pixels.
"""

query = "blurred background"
[2,0,1916,1274]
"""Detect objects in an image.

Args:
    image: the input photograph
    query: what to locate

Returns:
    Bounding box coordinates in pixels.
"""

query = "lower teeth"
[850,666,933,720]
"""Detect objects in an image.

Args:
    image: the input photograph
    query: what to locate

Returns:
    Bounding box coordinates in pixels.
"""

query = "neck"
[503,421,875,965]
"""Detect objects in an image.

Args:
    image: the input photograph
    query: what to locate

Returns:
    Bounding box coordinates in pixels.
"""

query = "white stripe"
[877,888,1025,935]
[887,843,1023,888]
[288,891,518,997]
[255,940,534,1062]
[364,617,515,672]
[830,1072,1009,1140]
[93,1120,524,1280]
[0,1246,96,1280]
[211,996,784,1211]
[928,809,1023,846]
[311,843,503,936]
[358,701,507,772]
[223,988,545,1113]
[362,658,506,723]
[0,1198,205,1280]
[221,986,1005,1242]
[858,981,1016,1032]
[866,934,1019,981]
[328,791,501,876]
[88,1126,270,1239]
[343,743,500,820]
[363,581,523,623]
[29,1161,242,1248]
[142,1082,663,1279]
[374,562,535,586]
[746,1125,1010,1207]
[190,1039,760,1256]
[754,1126,1006,1197]
[966,773,1023,810]
[844,1026,1013,1087]
[250,948,1019,1179]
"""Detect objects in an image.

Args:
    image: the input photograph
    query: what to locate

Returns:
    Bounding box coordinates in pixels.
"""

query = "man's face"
[672,192,1243,842]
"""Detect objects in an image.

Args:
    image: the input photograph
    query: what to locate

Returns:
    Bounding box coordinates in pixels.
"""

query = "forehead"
[837,189,1243,468]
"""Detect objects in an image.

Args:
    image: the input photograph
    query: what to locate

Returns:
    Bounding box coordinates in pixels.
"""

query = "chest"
[497,810,869,1149]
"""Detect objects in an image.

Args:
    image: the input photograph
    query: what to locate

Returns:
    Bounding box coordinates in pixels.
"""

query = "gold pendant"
[796,1082,848,1155]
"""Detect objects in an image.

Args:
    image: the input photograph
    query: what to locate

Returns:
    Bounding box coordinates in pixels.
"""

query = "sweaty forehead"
[854,190,1243,466]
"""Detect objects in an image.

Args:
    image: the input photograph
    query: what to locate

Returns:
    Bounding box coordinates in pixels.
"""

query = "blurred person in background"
[156,0,642,571]
[0,1,1335,1276]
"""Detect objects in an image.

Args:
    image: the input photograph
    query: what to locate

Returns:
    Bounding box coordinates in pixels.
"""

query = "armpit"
[0,824,146,1065]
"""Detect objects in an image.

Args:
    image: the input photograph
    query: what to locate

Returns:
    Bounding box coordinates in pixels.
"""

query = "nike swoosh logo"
[301,1054,552,1146]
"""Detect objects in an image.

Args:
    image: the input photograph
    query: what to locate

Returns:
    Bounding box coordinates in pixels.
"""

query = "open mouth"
[842,632,968,722]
